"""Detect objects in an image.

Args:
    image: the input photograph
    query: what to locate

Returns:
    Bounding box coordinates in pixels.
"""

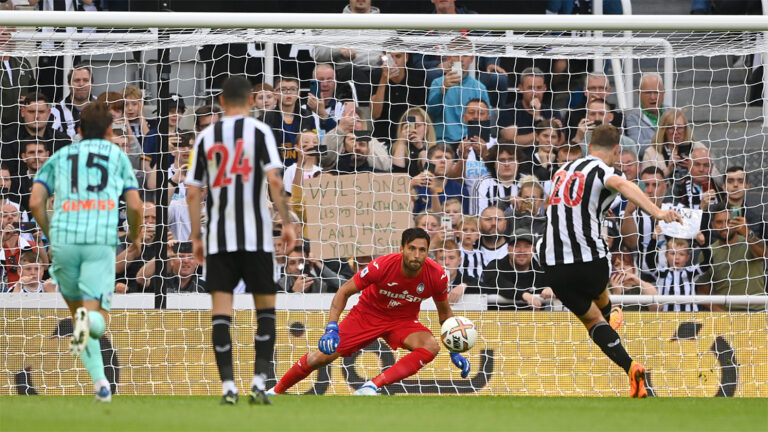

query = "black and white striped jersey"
[539,155,622,266]
[656,265,703,312]
[630,208,663,281]
[186,115,282,255]
[460,247,484,281]
[469,174,519,215]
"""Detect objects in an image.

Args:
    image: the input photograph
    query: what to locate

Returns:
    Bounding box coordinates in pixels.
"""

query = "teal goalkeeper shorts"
[50,244,117,311]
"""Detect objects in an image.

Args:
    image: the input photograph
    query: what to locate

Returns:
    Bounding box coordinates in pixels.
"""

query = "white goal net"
[0,13,766,397]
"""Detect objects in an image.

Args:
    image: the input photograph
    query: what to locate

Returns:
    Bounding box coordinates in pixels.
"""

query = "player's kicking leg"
[267,350,341,395]
[53,245,115,402]
[248,293,277,405]
[578,291,647,398]
[354,331,441,395]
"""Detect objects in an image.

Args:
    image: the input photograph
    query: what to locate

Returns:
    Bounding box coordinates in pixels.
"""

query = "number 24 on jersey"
[207,139,252,188]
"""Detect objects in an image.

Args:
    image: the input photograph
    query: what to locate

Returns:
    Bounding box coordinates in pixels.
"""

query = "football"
[440,316,477,353]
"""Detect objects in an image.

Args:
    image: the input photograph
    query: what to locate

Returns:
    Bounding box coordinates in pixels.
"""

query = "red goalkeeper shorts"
[336,307,432,357]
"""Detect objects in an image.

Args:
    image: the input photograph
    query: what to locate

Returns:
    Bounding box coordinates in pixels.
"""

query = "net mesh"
[0,24,766,397]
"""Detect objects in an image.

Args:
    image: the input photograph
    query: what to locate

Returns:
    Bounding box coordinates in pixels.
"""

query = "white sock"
[94,378,110,393]
[363,380,377,389]
[222,380,237,395]
[251,373,266,391]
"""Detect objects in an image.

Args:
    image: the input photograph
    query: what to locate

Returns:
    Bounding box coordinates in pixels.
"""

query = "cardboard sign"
[303,173,412,259]
[659,203,703,239]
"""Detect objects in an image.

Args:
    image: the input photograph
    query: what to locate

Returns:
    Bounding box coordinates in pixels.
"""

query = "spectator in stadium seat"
[168,130,194,202]
[123,85,160,166]
[262,75,318,167]
[165,93,186,138]
[556,143,583,166]
[457,215,483,281]
[194,104,222,133]
[519,118,564,183]
[115,202,158,293]
[670,147,722,210]
[371,51,428,141]
[412,143,468,214]
[426,38,491,143]
[477,205,509,270]
[333,130,386,174]
[655,238,704,312]
[312,0,383,103]
[443,198,463,230]
[1,203,47,285]
[110,116,155,199]
[413,0,508,108]
[506,175,547,236]
[572,99,639,156]
[433,239,480,304]
[0,164,21,212]
[16,141,50,213]
[50,64,95,140]
[137,240,206,294]
[448,99,496,190]
[618,148,640,183]
[251,82,277,119]
[696,203,767,312]
[641,108,699,178]
[723,166,767,240]
[498,67,562,149]
[621,167,670,283]
[1,93,70,180]
[307,64,357,134]
[607,246,660,312]
[0,20,37,126]
[469,145,522,215]
[415,213,441,241]
[321,106,392,173]
[8,250,56,293]
[564,72,624,141]
[625,73,666,146]
[284,130,322,195]
[390,107,436,178]
[482,228,551,310]
[276,247,337,294]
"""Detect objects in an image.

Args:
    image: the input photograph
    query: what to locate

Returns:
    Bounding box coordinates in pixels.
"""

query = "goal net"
[1,15,767,397]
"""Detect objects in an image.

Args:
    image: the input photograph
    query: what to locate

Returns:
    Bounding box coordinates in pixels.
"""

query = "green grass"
[1,395,766,432]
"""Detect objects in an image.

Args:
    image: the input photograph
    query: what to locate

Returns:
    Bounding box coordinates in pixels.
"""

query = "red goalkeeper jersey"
[351,253,449,321]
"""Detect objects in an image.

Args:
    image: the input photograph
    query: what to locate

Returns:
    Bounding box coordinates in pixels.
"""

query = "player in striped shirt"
[29,102,143,402]
[539,125,681,398]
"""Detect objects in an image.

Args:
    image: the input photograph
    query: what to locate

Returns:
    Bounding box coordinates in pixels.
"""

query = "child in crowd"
[457,215,483,281]
[656,238,703,312]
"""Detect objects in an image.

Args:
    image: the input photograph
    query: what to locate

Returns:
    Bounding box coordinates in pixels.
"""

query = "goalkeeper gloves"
[318,321,340,355]
[450,352,470,378]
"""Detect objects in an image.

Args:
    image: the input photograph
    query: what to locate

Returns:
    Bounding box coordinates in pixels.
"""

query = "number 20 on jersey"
[549,171,585,207]
[207,139,252,188]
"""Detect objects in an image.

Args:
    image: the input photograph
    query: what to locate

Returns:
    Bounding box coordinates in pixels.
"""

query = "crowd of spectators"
[0,0,765,312]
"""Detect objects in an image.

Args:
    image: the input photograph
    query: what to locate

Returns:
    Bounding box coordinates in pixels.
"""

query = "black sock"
[212,315,234,382]
[600,301,613,322]
[254,308,276,379]
[589,321,633,373]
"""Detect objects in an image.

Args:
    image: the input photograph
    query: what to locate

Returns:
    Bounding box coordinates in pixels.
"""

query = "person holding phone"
[1,202,47,285]
[411,143,468,215]
[426,37,491,143]
[450,99,495,190]
[391,108,436,178]
[371,51,428,140]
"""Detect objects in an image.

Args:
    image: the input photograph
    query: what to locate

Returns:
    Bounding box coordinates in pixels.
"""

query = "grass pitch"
[1,395,766,432]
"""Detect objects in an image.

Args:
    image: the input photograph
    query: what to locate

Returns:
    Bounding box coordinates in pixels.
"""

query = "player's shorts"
[206,251,275,294]
[541,258,610,316]
[336,307,432,357]
[50,244,116,311]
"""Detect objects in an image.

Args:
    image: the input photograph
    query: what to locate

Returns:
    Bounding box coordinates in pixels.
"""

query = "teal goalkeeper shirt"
[34,138,139,246]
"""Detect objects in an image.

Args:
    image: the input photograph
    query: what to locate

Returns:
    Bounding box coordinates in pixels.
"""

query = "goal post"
[0,12,766,397]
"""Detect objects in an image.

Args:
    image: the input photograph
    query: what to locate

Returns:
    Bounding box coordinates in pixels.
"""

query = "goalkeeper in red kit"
[267,228,471,395]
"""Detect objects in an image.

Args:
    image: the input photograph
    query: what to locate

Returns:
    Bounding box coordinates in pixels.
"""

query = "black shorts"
[206,251,276,295]
[541,258,610,316]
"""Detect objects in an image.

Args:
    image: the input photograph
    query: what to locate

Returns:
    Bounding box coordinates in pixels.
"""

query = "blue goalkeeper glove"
[450,352,470,378]
[318,322,340,355]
